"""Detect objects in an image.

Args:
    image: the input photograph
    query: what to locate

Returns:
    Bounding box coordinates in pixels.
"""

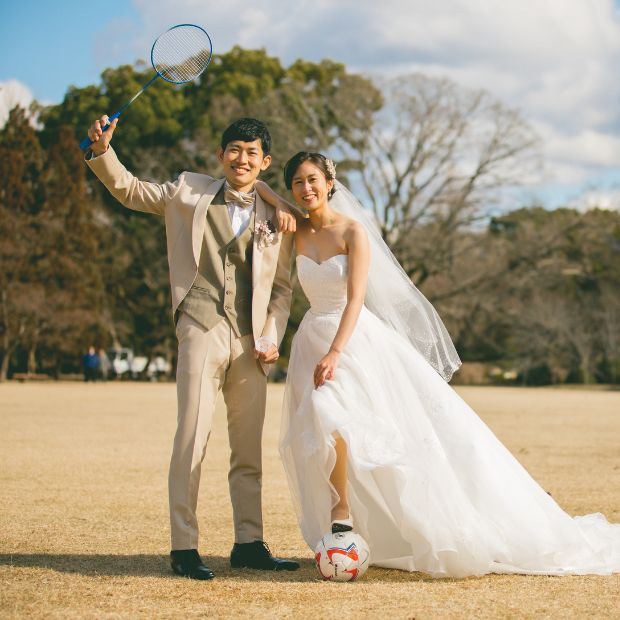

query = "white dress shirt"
[227,202,253,237]
[224,183,255,238]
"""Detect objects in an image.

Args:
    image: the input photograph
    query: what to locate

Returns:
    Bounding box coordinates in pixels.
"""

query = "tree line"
[1,47,618,384]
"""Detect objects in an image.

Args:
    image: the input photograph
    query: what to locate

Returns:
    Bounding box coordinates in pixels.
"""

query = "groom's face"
[217,139,272,192]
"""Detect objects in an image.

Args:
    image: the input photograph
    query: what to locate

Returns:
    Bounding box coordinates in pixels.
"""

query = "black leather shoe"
[230,541,300,571]
[170,549,215,580]
[331,517,354,534]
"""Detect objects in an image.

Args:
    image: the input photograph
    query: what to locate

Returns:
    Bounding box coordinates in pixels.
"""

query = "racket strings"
[152,26,212,84]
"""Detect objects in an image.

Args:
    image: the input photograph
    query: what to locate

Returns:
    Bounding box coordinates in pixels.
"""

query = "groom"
[85,116,298,579]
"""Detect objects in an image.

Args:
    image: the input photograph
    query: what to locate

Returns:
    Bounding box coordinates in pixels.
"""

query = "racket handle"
[79,112,121,151]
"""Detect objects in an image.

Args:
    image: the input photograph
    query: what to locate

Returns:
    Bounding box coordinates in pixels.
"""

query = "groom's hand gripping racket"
[80,23,212,151]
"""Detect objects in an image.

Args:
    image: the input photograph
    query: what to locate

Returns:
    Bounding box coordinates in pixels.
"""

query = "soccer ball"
[314,531,370,582]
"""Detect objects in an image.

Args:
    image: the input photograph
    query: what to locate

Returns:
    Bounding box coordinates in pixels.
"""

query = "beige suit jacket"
[86,147,293,373]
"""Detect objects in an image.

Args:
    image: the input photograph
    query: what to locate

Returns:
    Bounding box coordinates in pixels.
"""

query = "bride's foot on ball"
[331,515,353,533]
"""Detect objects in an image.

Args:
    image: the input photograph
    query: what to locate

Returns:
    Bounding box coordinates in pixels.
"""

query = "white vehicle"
[147,355,172,380]
[107,348,171,380]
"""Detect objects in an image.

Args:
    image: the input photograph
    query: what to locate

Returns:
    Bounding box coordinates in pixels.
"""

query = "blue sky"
[0,0,143,102]
[2,0,620,211]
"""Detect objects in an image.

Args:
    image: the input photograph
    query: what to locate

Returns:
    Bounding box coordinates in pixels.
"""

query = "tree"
[36,125,108,374]
[0,107,45,379]
[0,107,111,379]
[341,74,541,294]
[462,207,620,384]
[34,50,383,373]
[10,50,618,384]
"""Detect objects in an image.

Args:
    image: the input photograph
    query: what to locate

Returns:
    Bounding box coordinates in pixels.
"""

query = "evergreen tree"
[0,107,45,379]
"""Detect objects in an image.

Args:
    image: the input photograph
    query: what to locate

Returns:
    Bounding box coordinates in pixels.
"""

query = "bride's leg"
[330,433,350,521]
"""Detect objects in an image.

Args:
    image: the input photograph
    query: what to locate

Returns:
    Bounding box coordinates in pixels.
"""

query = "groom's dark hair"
[221,117,272,155]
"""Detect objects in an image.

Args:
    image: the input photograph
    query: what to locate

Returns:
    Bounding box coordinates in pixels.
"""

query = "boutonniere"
[254,219,277,248]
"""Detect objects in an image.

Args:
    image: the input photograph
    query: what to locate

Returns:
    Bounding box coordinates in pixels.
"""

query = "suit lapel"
[252,195,268,291]
[251,195,282,340]
[192,178,225,266]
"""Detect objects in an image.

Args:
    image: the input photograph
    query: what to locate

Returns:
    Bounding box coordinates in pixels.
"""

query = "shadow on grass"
[0,553,441,582]
[0,553,305,580]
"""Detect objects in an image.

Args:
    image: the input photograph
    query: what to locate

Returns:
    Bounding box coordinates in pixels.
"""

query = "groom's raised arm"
[86,146,186,217]
[84,115,192,216]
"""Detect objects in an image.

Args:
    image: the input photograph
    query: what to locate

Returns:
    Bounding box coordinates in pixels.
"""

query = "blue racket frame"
[79,24,212,151]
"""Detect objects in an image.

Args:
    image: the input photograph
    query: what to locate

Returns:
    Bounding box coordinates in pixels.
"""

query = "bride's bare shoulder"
[342,218,368,244]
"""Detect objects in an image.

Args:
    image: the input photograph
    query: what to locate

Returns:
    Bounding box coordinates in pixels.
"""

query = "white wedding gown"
[279,254,620,577]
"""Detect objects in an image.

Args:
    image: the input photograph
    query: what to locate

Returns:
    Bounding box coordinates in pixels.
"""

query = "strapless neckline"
[296,253,348,267]
[296,252,348,315]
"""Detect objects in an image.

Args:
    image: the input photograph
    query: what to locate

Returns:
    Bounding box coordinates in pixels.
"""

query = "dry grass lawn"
[0,382,619,619]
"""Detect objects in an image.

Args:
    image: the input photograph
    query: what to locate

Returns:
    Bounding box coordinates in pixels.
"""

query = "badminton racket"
[79,23,212,150]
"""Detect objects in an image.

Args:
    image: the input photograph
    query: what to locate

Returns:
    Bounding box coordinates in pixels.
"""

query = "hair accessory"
[325,157,337,179]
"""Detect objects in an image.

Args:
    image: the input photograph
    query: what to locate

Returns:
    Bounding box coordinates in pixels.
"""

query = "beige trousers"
[169,312,267,550]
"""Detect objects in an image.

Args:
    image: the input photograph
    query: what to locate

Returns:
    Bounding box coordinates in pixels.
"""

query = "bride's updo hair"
[283,151,337,198]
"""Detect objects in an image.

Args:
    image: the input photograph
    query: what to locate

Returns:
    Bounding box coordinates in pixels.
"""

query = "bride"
[277,150,620,578]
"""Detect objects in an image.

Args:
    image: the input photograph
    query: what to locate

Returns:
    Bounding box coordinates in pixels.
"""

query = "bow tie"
[224,185,255,209]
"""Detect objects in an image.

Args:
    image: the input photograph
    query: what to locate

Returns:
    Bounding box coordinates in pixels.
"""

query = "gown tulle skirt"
[279,254,620,577]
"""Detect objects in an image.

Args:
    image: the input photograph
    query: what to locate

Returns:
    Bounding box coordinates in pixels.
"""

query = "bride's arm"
[255,180,307,233]
[314,223,370,388]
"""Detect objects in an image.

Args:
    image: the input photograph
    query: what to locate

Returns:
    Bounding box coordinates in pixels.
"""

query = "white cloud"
[356,1,620,189]
[0,80,35,128]
[119,1,620,194]
[2,0,613,205]
[549,129,620,169]
[568,188,620,212]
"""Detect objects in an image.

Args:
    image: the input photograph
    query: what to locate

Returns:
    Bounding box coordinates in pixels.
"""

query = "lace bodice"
[296,254,348,314]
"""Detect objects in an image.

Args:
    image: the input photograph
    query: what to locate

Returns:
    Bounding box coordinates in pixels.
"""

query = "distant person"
[98,349,111,381]
[84,115,300,579]
[82,346,99,382]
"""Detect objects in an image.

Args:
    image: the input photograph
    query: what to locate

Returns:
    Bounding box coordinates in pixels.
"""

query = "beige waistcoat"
[178,187,255,337]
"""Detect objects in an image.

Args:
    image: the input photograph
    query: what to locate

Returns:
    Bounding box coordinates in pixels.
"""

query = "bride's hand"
[314,350,340,389]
